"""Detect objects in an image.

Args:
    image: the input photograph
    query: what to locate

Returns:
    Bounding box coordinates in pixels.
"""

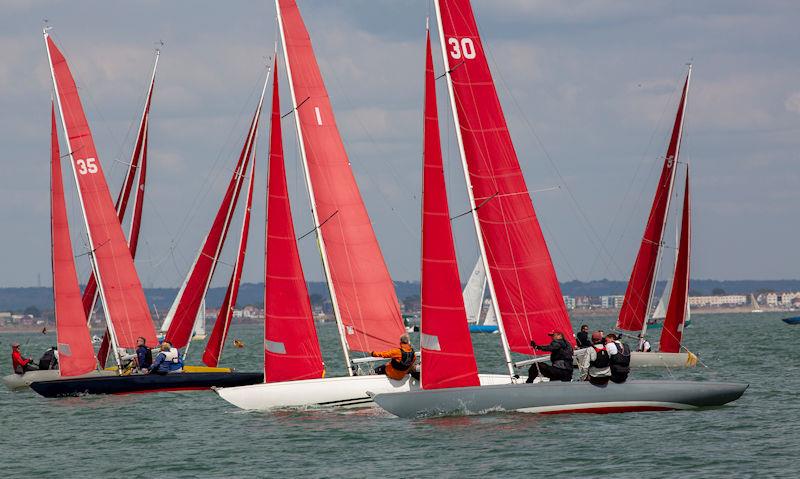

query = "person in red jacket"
[11,343,38,374]
[370,334,418,381]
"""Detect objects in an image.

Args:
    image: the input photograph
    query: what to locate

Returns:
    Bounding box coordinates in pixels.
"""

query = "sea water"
[0,313,796,478]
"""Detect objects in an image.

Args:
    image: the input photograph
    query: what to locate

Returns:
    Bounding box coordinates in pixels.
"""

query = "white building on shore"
[688,294,747,307]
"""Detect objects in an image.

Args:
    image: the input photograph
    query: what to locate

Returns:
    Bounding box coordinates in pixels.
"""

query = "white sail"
[482,300,497,326]
[462,257,486,325]
[191,298,207,340]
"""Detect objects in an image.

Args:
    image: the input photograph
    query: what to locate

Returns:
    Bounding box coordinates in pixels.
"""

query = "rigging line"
[74,239,111,259]
[282,96,310,118]
[450,191,498,221]
[435,60,464,80]
[297,210,340,241]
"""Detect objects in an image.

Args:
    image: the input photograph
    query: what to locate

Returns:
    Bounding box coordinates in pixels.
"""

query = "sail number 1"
[448,37,476,60]
[76,157,98,175]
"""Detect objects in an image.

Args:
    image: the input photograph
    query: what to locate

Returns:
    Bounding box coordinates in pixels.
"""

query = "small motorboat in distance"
[782,316,800,325]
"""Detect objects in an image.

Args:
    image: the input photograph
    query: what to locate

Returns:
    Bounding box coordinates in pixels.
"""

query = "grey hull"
[371,380,747,418]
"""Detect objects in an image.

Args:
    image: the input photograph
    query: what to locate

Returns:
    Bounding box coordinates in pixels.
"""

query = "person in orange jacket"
[370,334,419,380]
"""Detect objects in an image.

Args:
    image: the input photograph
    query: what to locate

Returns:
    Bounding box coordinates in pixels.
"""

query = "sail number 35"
[448,37,476,60]
[76,158,98,175]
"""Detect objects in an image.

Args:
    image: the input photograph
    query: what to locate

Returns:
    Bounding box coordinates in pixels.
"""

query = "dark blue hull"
[782,316,800,325]
[29,372,263,397]
[469,325,499,333]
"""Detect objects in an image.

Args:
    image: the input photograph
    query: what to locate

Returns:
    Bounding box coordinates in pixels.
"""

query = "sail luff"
[45,33,157,350]
[618,66,691,333]
[660,169,690,353]
[50,102,96,377]
[263,58,325,382]
[420,30,480,389]
[276,0,405,358]
[163,75,269,348]
[202,144,257,367]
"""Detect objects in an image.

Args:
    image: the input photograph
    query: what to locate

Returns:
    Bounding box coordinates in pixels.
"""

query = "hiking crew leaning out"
[605,333,631,384]
[578,331,611,386]
[370,334,419,381]
[527,330,574,383]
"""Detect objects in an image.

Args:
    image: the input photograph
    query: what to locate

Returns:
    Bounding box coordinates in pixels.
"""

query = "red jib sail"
[91,53,158,367]
[617,68,691,331]
[203,140,257,367]
[46,34,157,348]
[163,86,264,349]
[660,171,690,353]
[277,0,404,353]
[435,0,574,353]
[50,103,97,377]
[264,60,325,382]
[420,31,480,389]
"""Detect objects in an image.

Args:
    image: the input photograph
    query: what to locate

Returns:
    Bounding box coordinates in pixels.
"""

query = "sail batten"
[435,0,574,359]
[420,30,480,390]
[618,67,691,332]
[50,102,96,377]
[276,0,404,354]
[264,58,325,382]
[46,34,157,350]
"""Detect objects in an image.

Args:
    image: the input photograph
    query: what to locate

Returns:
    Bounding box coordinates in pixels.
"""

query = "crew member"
[148,342,183,375]
[527,330,574,383]
[11,343,38,374]
[605,333,631,384]
[576,324,591,348]
[135,337,153,370]
[578,331,611,385]
[637,334,652,352]
[38,346,59,370]
[370,334,418,380]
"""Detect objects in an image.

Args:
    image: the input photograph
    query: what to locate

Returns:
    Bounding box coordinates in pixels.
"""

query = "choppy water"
[1,313,796,478]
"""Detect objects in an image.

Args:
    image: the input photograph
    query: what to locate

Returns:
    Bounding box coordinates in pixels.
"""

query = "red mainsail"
[264,60,325,382]
[46,34,157,348]
[660,171,690,353]
[420,31,480,389]
[203,143,257,367]
[163,84,264,349]
[618,68,691,331]
[435,0,574,354]
[277,0,404,353]
[50,103,96,377]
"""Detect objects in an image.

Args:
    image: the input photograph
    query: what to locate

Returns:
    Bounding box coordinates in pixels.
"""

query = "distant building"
[600,295,624,309]
[766,293,778,307]
[688,295,747,307]
[563,296,575,310]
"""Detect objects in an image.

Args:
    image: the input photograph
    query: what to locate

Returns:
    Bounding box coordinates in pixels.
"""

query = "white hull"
[2,369,115,391]
[215,373,513,411]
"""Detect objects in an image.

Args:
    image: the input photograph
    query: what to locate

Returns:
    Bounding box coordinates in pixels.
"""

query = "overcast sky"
[1,0,799,288]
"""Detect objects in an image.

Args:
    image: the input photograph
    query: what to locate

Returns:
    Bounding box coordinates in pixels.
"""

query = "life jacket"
[550,339,574,370]
[610,341,631,367]
[589,345,610,369]
[137,346,153,369]
[38,349,58,370]
[390,345,416,372]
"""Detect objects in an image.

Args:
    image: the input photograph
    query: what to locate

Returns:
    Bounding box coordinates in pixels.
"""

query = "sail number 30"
[76,158,98,175]
[448,37,476,60]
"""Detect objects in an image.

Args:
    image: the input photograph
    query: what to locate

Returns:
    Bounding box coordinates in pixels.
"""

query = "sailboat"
[215,0,511,411]
[462,257,499,333]
[615,66,698,368]
[371,3,745,417]
[30,31,261,397]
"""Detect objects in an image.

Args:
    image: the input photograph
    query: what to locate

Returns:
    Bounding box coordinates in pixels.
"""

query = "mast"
[275,2,352,374]
[432,2,514,377]
[639,65,692,339]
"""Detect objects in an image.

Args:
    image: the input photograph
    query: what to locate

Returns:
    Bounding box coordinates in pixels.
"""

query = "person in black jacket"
[526,331,574,383]
[576,324,591,348]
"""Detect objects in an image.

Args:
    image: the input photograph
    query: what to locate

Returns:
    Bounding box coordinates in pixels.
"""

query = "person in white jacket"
[578,331,611,385]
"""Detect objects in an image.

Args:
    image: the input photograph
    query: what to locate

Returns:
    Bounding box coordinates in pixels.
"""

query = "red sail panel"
[203,154,256,367]
[128,124,148,258]
[660,172,690,353]
[617,70,690,331]
[46,35,157,349]
[50,103,96,377]
[420,32,480,390]
[277,0,404,353]
[264,60,324,382]
[436,0,574,353]
[164,109,258,348]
